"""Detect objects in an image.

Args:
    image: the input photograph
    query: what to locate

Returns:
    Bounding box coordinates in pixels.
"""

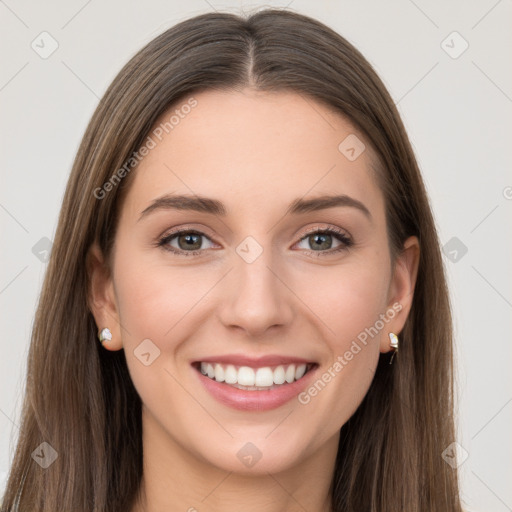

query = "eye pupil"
[179,233,201,250]
[310,233,332,250]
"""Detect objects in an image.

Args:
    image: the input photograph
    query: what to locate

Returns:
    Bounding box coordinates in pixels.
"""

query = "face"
[89,88,418,476]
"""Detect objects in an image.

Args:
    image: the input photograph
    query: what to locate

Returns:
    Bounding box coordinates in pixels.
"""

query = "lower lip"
[193,365,318,411]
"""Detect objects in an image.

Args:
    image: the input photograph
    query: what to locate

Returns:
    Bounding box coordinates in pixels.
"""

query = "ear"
[86,242,123,351]
[380,235,420,353]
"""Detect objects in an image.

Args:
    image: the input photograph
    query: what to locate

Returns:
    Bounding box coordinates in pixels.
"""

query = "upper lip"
[192,354,316,368]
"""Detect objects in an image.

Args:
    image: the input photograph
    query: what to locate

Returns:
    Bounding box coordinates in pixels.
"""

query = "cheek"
[112,257,209,415]
[291,266,388,434]
[298,255,390,350]
[114,256,207,344]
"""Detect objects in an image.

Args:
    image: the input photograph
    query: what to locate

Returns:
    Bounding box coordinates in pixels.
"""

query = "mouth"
[191,357,319,411]
[192,361,317,390]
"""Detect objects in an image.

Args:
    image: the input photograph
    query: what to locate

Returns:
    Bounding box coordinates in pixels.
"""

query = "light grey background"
[1,1,511,510]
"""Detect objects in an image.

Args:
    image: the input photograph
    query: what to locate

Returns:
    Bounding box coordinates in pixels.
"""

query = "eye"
[294,227,353,256]
[156,225,353,257]
[157,229,216,256]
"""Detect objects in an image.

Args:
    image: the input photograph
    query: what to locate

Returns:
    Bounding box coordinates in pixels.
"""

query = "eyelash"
[156,225,353,258]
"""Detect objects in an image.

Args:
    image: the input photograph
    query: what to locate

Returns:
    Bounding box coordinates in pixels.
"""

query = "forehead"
[122,88,384,220]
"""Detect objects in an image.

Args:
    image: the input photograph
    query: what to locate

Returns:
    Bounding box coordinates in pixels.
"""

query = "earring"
[388,332,399,365]
[98,327,112,345]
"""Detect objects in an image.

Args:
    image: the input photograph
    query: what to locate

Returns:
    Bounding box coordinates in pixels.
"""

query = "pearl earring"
[98,327,112,345]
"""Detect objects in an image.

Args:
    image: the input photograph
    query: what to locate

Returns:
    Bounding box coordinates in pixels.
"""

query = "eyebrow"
[138,193,372,222]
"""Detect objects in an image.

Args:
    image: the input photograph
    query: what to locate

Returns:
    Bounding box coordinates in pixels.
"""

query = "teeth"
[273,365,286,385]
[199,362,311,387]
[214,364,225,382]
[255,367,274,387]
[225,365,237,384]
[238,366,255,386]
[295,364,307,380]
[285,364,295,383]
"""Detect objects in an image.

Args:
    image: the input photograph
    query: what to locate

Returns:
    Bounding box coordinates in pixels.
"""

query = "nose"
[217,245,294,339]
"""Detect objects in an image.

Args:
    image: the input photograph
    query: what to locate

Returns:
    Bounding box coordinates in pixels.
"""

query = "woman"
[1,8,464,511]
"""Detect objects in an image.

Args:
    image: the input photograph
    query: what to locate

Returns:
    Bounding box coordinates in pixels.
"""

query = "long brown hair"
[1,8,463,511]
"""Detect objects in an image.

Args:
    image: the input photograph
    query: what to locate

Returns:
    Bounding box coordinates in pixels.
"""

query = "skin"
[88,88,419,512]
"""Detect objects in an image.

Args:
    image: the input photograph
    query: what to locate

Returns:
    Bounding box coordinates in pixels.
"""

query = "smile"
[196,362,314,390]
[192,356,319,411]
